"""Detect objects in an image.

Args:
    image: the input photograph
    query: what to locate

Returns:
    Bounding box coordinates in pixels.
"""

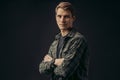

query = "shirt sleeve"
[54,37,88,78]
[39,57,55,74]
[39,43,56,74]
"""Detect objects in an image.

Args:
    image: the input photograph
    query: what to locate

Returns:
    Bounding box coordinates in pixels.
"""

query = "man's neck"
[60,29,70,37]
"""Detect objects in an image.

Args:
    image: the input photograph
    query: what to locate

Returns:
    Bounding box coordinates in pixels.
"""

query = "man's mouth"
[59,24,66,25]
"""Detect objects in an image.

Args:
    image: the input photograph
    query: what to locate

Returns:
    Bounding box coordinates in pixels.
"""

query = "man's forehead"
[56,8,72,15]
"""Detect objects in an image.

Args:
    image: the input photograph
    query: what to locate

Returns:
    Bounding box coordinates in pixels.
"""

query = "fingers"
[54,58,64,66]
[47,55,52,58]
[43,55,53,62]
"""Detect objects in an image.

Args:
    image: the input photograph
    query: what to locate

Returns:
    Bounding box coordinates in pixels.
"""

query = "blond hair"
[55,2,75,16]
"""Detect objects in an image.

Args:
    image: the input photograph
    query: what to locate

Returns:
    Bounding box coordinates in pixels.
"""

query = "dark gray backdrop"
[1,0,119,80]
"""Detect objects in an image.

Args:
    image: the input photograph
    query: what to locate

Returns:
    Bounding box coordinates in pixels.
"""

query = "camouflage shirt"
[39,29,89,80]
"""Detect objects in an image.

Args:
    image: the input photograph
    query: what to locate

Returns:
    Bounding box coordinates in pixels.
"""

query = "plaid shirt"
[39,29,89,80]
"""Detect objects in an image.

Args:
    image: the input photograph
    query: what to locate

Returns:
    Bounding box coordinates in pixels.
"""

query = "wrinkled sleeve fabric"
[54,37,88,78]
[39,43,56,74]
[39,57,55,74]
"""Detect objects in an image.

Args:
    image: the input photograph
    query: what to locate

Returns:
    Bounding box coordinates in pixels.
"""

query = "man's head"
[55,2,75,31]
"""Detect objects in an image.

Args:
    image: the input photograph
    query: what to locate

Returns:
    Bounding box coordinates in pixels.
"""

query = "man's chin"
[59,27,67,30]
[59,28,70,31]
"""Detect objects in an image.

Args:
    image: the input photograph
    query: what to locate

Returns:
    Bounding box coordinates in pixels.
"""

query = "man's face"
[56,8,75,30]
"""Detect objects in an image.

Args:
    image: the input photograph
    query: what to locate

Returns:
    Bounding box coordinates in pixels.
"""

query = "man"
[39,2,89,80]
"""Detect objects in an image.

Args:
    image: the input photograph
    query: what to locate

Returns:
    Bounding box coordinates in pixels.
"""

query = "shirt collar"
[55,28,76,40]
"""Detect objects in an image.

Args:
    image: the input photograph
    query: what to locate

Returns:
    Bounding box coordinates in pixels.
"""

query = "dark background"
[1,0,120,80]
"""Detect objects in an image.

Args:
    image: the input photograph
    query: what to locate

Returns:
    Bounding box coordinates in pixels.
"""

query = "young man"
[39,2,89,80]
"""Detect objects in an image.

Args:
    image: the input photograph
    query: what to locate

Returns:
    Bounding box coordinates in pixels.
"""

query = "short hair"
[55,2,75,16]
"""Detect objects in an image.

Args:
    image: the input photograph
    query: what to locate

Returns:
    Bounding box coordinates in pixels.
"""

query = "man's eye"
[57,15,61,18]
[65,16,70,18]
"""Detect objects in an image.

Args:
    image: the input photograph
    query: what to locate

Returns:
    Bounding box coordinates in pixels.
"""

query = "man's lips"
[59,24,66,25]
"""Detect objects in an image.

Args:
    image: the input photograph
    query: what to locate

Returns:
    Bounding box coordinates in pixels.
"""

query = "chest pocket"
[61,38,76,58]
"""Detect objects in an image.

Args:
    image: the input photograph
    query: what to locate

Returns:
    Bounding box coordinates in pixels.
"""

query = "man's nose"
[60,17,65,23]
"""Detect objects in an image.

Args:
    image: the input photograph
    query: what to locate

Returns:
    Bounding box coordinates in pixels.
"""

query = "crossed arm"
[39,37,87,79]
[43,55,64,66]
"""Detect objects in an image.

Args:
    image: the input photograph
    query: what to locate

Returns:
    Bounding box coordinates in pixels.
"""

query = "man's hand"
[43,55,53,62]
[54,58,64,66]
